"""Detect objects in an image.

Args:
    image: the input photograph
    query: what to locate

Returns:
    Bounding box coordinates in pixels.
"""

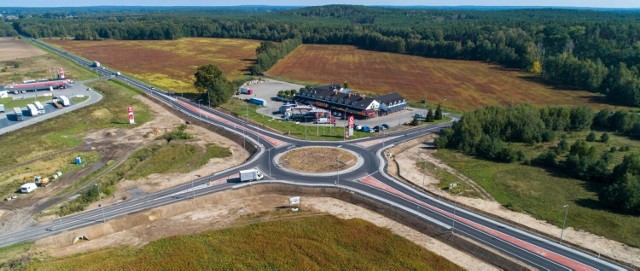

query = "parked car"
[381,124,390,130]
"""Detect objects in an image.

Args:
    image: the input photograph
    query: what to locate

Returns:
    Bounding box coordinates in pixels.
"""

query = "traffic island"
[275,146,362,176]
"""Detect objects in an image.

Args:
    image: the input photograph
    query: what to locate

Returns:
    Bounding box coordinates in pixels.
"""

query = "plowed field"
[48,38,261,92]
[268,45,603,110]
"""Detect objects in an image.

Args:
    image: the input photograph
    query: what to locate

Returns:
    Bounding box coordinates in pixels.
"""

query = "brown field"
[279,147,357,173]
[48,38,261,92]
[268,45,604,110]
[0,38,46,61]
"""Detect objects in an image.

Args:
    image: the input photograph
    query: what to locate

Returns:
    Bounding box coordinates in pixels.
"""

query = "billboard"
[348,115,354,136]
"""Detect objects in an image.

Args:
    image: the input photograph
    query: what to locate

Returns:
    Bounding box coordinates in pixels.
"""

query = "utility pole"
[189,163,195,202]
[95,184,105,223]
[560,204,569,243]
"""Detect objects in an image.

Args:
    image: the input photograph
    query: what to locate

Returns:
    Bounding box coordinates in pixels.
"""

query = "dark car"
[381,124,390,130]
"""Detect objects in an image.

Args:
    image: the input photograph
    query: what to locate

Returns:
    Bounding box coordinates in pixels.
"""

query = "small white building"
[20,183,37,193]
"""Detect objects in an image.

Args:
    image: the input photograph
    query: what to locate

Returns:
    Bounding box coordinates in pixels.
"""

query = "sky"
[3,0,639,8]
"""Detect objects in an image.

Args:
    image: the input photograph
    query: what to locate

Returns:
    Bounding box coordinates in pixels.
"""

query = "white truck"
[93,61,101,67]
[58,95,70,107]
[0,104,4,113]
[26,104,39,116]
[239,169,264,182]
[34,101,45,114]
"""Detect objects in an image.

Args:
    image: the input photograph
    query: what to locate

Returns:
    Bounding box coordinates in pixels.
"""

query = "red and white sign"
[348,115,354,136]
[128,106,135,124]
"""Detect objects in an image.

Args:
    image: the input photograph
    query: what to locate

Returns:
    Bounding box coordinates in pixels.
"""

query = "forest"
[436,104,640,214]
[4,5,640,106]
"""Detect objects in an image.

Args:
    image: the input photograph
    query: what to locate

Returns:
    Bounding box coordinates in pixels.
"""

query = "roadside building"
[377,92,408,115]
[294,84,404,119]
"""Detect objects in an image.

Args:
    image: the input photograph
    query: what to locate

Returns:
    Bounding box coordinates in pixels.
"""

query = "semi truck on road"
[34,101,45,114]
[239,169,264,182]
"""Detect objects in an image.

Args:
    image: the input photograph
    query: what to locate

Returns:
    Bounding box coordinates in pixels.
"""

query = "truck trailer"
[239,169,264,182]
[58,96,70,107]
[26,104,39,116]
[13,107,23,121]
[240,87,253,95]
[248,97,267,107]
[34,101,45,114]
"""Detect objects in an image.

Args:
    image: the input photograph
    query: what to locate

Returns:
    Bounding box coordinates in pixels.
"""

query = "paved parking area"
[0,81,102,135]
[237,79,422,128]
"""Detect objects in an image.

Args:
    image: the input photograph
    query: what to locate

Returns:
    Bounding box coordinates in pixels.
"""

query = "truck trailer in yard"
[13,107,23,121]
[240,87,253,95]
[26,104,39,116]
[58,95,70,107]
[34,101,46,114]
[239,169,264,182]
[248,97,267,107]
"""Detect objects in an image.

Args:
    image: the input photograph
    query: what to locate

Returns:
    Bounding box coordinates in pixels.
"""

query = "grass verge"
[416,160,481,198]
[24,215,462,270]
[433,149,640,248]
[0,242,36,270]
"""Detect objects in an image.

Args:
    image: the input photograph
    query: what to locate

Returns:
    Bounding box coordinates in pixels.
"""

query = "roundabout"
[273,146,364,176]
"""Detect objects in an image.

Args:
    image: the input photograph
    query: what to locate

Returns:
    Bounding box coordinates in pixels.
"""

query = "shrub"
[586,132,597,142]
[600,133,610,143]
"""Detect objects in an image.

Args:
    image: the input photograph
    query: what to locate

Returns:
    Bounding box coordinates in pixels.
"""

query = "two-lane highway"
[0,37,628,271]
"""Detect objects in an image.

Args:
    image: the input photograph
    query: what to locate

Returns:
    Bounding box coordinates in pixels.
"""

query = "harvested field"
[279,147,357,173]
[268,45,604,111]
[0,38,46,61]
[47,38,261,92]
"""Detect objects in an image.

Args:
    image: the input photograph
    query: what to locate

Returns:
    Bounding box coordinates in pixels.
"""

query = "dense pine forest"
[3,5,640,106]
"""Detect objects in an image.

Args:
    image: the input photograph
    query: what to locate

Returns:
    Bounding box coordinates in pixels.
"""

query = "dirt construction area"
[0,93,248,233]
[389,136,640,269]
[0,38,46,62]
[278,147,357,173]
[28,188,496,271]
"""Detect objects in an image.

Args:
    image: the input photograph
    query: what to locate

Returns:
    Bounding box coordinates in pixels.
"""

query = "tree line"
[436,104,640,214]
[250,38,302,75]
[8,5,640,106]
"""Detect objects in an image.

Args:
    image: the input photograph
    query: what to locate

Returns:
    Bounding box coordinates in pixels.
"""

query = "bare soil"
[392,136,640,268]
[31,189,495,271]
[0,38,46,61]
[279,147,356,173]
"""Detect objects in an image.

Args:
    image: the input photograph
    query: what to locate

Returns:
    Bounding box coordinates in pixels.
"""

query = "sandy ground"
[393,137,640,268]
[0,38,46,61]
[32,189,496,271]
[279,147,357,173]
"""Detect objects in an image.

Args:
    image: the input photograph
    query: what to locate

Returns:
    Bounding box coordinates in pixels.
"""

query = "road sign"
[289,196,301,205]
[348,115,354,136]
[128,106,135,124]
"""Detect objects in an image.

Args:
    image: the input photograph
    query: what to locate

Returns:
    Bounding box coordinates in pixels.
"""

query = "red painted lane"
[176,100,286,148]
[207,173,238,186]
[359,176,596,271]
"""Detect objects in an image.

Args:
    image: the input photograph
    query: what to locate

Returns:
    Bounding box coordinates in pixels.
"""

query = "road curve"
[0,37,628,271]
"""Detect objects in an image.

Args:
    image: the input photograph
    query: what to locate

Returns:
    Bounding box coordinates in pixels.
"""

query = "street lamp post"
[95,184,105,223]
[189,163,195,201]
[268,148,272,180]
[560,204,569,243]
[451,201,457,234]
[197,99,203,119]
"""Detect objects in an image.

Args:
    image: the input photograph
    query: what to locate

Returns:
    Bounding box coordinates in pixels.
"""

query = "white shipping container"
[58,96,70,106]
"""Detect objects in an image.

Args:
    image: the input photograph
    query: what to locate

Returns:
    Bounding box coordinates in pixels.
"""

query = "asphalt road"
[0,37,628,271]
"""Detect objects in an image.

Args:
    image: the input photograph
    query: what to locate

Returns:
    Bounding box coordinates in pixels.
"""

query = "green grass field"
[433,148,640,248]
[24,215,462,271]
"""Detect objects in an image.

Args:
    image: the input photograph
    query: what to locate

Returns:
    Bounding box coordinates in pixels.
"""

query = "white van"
[20,183,37,193]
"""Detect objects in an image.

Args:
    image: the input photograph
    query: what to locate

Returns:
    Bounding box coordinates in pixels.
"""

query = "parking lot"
[0,81,101,133]
[236,79,421,129]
